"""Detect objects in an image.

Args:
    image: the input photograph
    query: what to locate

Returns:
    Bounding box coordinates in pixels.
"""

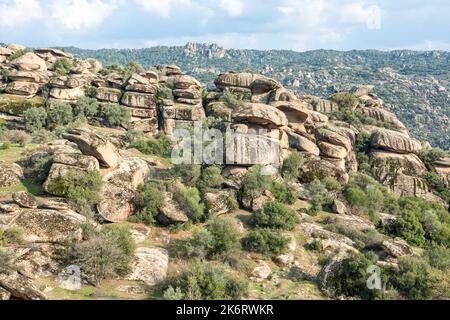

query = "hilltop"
[64,43,450,150]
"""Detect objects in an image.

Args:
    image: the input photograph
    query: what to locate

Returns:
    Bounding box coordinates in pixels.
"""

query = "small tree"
[242,229,291,255]
[251,201,298,230]
[74,96,99,118]
[47,102,74,126]
[393,257,433,300]
[53,58,73,76]
[24,107,47,132]
[281,151,304,181]
[134,181,164,225]
[103,103,131,127]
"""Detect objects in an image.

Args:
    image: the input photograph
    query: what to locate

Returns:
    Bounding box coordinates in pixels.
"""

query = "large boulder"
[232,102,288,127]
[11,52,47,72]
[204,190,236,216]
[63,129,121,168]
[95,87,123,103]
[9,209,86,243]
[49,87,85,101]
[8,70,49,84]
[287,132,320,156]
[12,191,37,209]
[215,72,261,90]
[157,192,189,225]
[97,158,151,223]
[172,75,201,90]
[0,271,47,300]
[370,129,422,154]
[0,162,23,187]
[127,247,169,285]
[318,141,348,159]
[315,127,353,152]
[121,92,156,108]
[5,81,40,96]
[250,76,281,94]
[356,106,407,133]
[125,73,158,94]
[380,238,414,261]
[300,158,348,184]
[271,101,309,132]
[34,48,73,60]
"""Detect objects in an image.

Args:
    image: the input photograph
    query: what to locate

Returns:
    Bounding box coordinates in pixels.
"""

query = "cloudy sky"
[1,0,449,51]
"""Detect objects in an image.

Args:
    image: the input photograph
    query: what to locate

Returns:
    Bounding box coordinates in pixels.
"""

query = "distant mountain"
[65,43,450,149]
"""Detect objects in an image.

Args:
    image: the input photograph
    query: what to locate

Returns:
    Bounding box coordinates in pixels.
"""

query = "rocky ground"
[0,43,449,300]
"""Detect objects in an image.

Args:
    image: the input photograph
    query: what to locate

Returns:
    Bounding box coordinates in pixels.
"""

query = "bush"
[165,262,248,300]
[240,165,272,203]
[2,129,31,146]
[270,181,297,205]
[242,229,291,255]
[0,227,24,246]
[281,151,304,181]
[305,180,333,213]
[23,107,47,132]
[329,251,384,299]
[74,96,99,119]
[322,177,343,192]
[131,134,173,157]
[103,103,130,127]
[393,257,433,300]
[419,148,448,168]
[47,170,102,217]
[251,201,298,230]
[196,166,223,195]
[53,58,73,76]
[7,48,32,61]
[325,221,384,250]
[171,164,201,186]
[47,102,74,126]
[173,185,204,222]
[133,181,164,225]
[425,244,450,270]
[173,218,240,260]
[330,92,359,110]
[62,225,135,286]
[393,210,426,247]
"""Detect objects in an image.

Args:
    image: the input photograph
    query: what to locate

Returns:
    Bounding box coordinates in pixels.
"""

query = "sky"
[0,0,449,51]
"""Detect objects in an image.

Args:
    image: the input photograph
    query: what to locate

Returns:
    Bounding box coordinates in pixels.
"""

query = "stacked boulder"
[121,72,159,133]
[161,74,205,135]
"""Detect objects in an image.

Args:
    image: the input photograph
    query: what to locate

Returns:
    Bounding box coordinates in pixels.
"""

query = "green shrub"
[165,262,248,300]
[0,227,24,246]
[53,58,73,76]
[393,210,426,246]
[322,177,343,192]
[124,61,144,78]
[270,181,297,205]
[47,103,74,126]
[131,134,173,157]
[242,229,290,255]
[173,185,204,222]
[240,165,272,203]
[305,179,333,213]
[47,170,102,217]
[393,257,433,300]
[62,225,135,286]
[173,218,240,260]
[74,96,99,118]
[419,148,448,168]
[219,90,242,109]
[103,103,131,127]
[171,164,201,186]
[425,244,450,270]
[133,181,164,225]
[196,166,223,194]
[281,151,304,181]
[329,251,384,299]
[23,107,47,132]
[7,48,32,61]
[87,86,98,98]
[251,201,298,230]
[330,92,359,110]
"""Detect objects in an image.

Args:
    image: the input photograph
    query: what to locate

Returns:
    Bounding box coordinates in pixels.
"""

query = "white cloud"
[50,0,119,30]
[0,0,43,26]
[134,0,192,18]
[219,0,244,17]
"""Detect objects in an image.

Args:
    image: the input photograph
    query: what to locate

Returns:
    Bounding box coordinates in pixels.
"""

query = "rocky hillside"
[66,43,450,150]
[0,43,449,300]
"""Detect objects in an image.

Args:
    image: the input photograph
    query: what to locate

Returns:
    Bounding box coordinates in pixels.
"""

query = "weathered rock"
[287,132,320,156]
[127,247,169,285]
[215,72,261,90]
[315,127,353,152]
[304,96,339,113]
[0,162,23,187]
[34,48,73,60]
[0,271,47,300]
[300,158,348,184]
[172,75,201,90]
[5,81,40,96]
[372,151,427,181]
[356,106,407,133]
[252,260,271,280]
[95,87,122,103]
[250,76,281,94]
[12,191,37,209]
[63,129,121,168]
[221,166,248,189]
[11,52,47,72]
[331,199,348,214]
[121,92,156,108]
[316,251,347,296]
[9,209,86,243]
[52,153,100,171]
[232,102,288,127]
[49,87,85,101]
[381,238,414,260]
[301,223,355,248]
[378,213,397,229]
[206,102,233,122]
[8,70,49,83]
[271,101,309,125]
[350,85,374,97]
[174,103,205,121]
[370,129,422,154]
[0,287,11,300]
[97,158,151,223]
[204,190,236,216]
[318,141,348,159]
[157,192,189,225]
[274,253,295,267]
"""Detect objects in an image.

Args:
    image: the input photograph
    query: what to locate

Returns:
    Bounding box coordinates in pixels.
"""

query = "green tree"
[251,201,298,230]
[103,103,131,127]
[241,229,291,255]
[47,103,74,126]
[281,151,304,181]
[74,96,99,118]
[23,107,47,132]
[53,58,73,76]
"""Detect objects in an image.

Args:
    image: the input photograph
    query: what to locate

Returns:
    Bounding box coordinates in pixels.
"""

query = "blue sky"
[1,0,449,51]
